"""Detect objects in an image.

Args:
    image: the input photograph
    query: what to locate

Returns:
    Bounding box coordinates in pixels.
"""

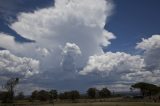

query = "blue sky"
[105,0,160,53]
[0,0,160,93]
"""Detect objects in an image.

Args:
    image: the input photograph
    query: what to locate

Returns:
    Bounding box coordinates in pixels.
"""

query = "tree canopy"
[99,88,111,98]
[2,77,19,103]
[131,82,160,97]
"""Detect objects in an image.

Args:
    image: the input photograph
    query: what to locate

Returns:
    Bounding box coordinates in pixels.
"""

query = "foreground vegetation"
[1,102,160,106]
[52,102,160,106]
[0,78,160,105]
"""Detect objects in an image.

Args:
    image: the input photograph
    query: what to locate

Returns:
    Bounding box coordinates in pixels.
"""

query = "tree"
[31,90,38,100]
[37,90,50,101]
[58,92,70,100]
[87,88,97,99]
[49,89,57,105]
[2,77,19,103]
[49,90,58,100]
[0,91,11,103]
[99,88,111,98]
[131,82,159,98]
[58,90,80,101]
[70,90,80,102]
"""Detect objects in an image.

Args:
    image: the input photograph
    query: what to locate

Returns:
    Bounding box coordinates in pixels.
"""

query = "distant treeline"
[0,87,111,103]
[0,78,160,103]
[0,78,112,103]
[29,87,111,101]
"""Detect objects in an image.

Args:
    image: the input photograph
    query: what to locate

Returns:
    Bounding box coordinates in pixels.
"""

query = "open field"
[1,102,160,106]
[54,102,160,106]
[51,102,160,106]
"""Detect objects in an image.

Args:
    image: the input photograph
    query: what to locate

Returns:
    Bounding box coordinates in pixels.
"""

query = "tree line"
[0,78,160,103]
[0,78,111,103]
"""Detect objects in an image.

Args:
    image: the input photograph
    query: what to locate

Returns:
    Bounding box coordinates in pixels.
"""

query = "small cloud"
[62,42,81,56]
[136,35,160,51]
[36,47,50,57]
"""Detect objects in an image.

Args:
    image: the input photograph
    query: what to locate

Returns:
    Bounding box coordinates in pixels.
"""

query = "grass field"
[1,102,160,106]
[53,102,160,106]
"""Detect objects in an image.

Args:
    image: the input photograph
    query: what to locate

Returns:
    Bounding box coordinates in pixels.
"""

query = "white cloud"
[0,0,115,76]
[0,0,116,92]
[0,50,39,77]
[79,35,160,89]
[36,47,50,57]
[9,0,114,60]
[79,52,144,76]
[62,42,81,56]
[0,33,22,50]
[0,33,40,57]
[61,43,81,73]
[2,0,160,92]
[136,35,160,71]
[136,35,160,51]
[79,34,160,88]
[135,35,160,83]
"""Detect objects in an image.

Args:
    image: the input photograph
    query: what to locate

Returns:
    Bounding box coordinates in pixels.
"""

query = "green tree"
[3,77,19,103]
[131,82,159,98]
[49,90,58,100]
[87,88,97,99]
[99,88,111,98]
[70,90,80,102]
[58,90,80,102]
[37,90,50,101]
[49,89,57,105]
[31,90,38,100]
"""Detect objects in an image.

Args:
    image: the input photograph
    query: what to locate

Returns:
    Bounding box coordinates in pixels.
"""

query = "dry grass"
[54,102,160,106]
[1,102,160,106]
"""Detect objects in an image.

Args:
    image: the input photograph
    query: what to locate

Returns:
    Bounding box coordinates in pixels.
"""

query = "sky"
[0,0,160,94]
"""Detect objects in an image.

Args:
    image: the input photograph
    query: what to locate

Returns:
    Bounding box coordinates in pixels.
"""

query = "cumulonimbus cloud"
[5,0,115,74]
[0,0,115,91]
[0,0,160,92]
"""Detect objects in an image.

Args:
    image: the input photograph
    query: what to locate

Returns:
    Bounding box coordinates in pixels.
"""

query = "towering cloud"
[0,0,115,92]
[10,0,115,58]
[61,43,81,72]
[0,0,160,92]
[5,0,115,74]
